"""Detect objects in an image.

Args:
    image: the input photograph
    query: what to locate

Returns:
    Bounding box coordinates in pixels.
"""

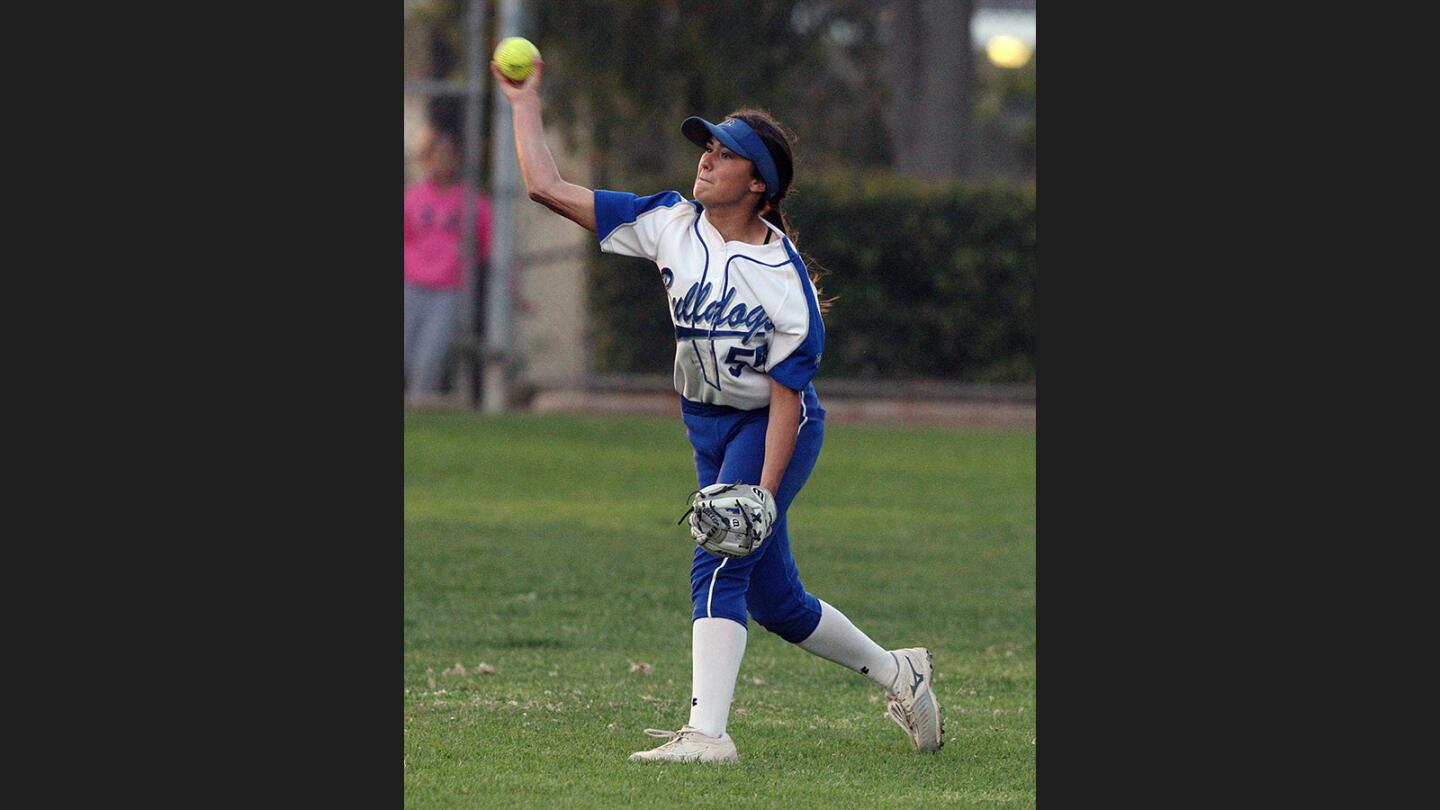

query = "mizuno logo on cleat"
[908,659,924,692]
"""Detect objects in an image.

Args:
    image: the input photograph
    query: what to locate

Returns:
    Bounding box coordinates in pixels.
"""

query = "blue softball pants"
[682,395,825,643]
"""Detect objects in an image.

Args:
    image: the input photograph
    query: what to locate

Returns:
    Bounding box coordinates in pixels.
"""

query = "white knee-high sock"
[796,599,898,689]
[688,617,748,737]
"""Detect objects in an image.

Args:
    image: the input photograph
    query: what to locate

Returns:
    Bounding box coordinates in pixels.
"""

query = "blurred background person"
[404,126,493,407]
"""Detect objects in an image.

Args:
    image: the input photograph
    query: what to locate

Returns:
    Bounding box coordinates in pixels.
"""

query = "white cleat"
[885,647,944,752]
[627,725,740,763]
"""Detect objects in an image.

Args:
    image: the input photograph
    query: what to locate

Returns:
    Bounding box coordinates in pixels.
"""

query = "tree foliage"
[533,0,897,183]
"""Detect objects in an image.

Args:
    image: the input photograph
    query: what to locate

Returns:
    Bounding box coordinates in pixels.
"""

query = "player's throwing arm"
[490,54,597,232]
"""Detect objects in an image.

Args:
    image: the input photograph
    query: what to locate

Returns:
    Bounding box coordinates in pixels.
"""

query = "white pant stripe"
[706,557,729,617]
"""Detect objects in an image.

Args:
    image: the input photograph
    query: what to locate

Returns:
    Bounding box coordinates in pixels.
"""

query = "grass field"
[404,412,1035,807]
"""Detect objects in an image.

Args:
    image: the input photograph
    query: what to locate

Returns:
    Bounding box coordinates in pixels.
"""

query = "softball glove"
[678,483,777,558]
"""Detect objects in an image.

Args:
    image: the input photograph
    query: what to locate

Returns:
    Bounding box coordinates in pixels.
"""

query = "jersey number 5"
[724,344,769,378]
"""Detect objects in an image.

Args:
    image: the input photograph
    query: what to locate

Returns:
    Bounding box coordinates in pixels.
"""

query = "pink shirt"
[403,181,493,290]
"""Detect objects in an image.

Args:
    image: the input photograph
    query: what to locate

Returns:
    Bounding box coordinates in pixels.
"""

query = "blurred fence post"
[456,0,489,407]
[483,0,527,413]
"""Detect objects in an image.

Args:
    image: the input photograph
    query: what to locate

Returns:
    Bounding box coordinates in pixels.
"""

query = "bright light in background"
[986,34,1033,68]
[972,8,1036,69]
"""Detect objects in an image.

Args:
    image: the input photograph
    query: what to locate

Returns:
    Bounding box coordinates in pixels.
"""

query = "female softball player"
[493,57,942,763]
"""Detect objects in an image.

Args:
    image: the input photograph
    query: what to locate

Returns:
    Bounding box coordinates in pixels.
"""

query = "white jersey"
[595,190,825,411]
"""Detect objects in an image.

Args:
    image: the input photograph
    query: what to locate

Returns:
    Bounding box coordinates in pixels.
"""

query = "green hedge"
[588,173,1035,382]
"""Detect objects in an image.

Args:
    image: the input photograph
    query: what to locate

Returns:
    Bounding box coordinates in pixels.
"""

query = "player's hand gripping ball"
[678,483,777,558]
[492,36,540,81]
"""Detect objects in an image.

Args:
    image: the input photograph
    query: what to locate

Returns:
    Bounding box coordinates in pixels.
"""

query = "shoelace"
[885,676,922,741]
[886,699,916,736]
[641,726,709,748]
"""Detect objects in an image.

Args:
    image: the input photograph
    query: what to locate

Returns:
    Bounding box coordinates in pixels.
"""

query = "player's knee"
[692,600,748,629]
[749,598,821,644]
[691,584,749,627]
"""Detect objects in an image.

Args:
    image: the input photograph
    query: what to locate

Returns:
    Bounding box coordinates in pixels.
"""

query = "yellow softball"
[493,36,540,81]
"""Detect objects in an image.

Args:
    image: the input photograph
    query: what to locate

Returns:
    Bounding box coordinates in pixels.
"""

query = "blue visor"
[681,116,780,200]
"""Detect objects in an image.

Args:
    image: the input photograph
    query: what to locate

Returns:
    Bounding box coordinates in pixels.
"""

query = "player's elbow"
[529,187,568,219]
[528,178,566,206]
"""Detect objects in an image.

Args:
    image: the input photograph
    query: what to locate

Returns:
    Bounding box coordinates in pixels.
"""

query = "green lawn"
[404,412,1035,807]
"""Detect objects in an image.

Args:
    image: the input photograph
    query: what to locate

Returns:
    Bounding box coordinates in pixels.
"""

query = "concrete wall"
[513,139,591,386]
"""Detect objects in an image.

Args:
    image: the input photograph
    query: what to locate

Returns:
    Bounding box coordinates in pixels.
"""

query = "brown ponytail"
[727,108,835,314]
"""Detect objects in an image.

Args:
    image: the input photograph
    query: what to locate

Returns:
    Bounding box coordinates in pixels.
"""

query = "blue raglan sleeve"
[594,189,688,261]
[767,246,826,392]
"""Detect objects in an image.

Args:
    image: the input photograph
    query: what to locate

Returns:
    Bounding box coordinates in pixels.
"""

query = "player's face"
[426,137,460,183]
[693,137,765,206]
